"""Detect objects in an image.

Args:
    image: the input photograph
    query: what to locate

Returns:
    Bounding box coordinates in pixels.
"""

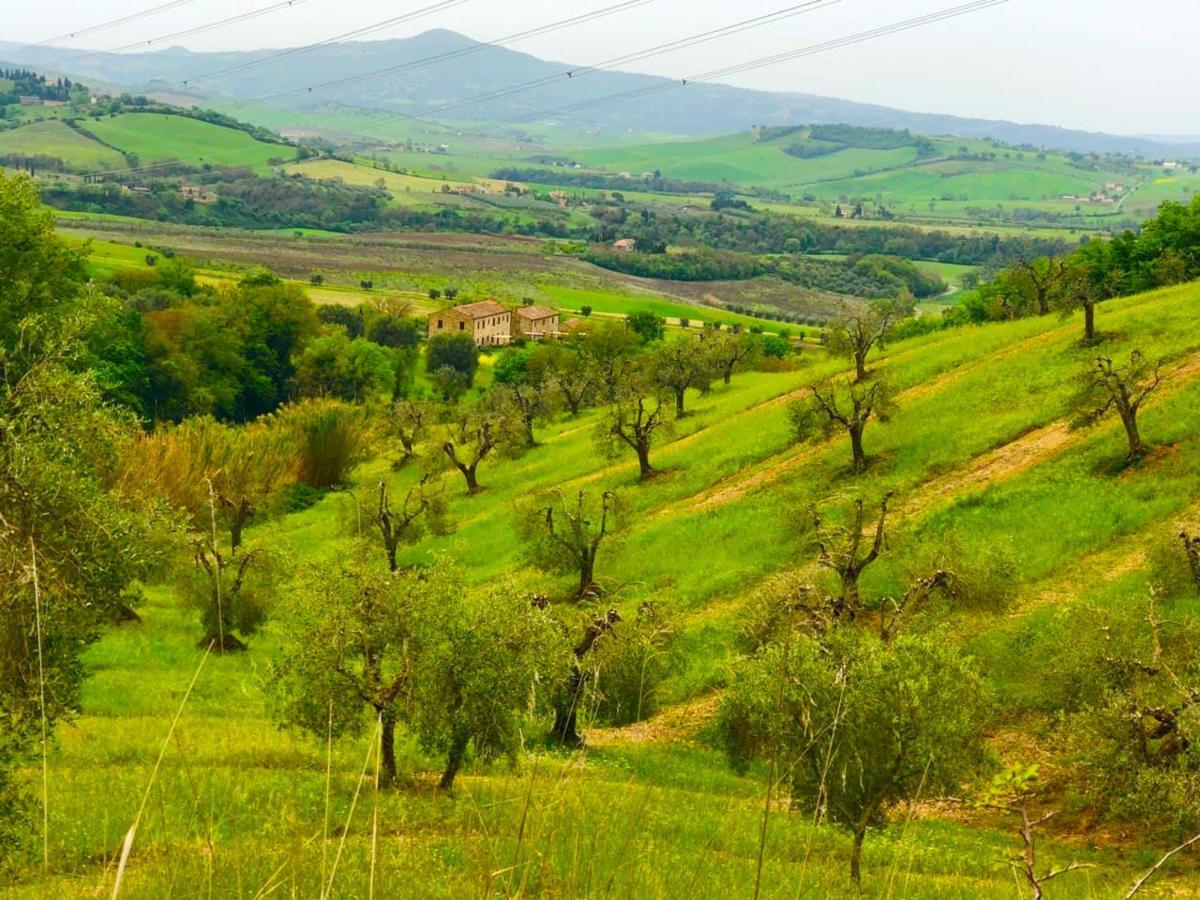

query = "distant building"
[1163,161,1181,169]
[612,238,636,252]
[1105,182,1125,192]
[428,300,512,347]
[180,185,218,204]
[550,190,568,207]
[18,96,42,106]
[513,305,560,341]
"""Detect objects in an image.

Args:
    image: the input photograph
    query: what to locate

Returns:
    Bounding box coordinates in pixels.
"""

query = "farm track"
[675,349,1200,642]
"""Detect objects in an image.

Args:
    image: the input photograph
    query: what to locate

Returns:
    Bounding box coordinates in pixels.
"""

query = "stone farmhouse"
[428,300,512,347]
[428,301,563,347]
[513,305,560,340]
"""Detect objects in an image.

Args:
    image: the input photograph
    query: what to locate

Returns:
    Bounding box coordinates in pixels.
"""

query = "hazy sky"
[8,0,1199,135]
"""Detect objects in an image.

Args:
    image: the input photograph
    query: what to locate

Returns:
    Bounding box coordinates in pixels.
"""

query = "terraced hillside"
[15,276,1200,897]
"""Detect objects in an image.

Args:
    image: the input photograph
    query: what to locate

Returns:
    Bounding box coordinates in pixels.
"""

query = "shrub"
[279,400,370,489]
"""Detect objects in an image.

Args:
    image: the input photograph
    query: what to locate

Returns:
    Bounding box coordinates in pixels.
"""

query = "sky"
[6,0,1199,136]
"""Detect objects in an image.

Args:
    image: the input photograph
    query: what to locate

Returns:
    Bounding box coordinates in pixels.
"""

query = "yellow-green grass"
[540,285,795,331]
[281,157,476,204]
[15,279,1200,897]
[82,113,298,173]
[0,119,125,170]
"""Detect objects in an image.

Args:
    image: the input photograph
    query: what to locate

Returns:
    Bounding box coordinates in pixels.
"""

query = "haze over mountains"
[3,28,1199,159]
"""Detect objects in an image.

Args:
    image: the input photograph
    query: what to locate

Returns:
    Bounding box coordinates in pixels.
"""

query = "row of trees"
[958,196,1200,339]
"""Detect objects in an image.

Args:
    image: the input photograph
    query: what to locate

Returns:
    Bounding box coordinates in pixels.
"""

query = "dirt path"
[585,693,721,748]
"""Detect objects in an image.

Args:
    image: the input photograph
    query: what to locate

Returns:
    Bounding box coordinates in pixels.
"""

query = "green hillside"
[570,127,1188,228]
[0,119,124,170]
[13,268,1200,895]
[81,113,298,172]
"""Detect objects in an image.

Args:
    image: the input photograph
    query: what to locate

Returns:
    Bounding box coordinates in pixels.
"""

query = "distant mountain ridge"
[3,29,1198,159]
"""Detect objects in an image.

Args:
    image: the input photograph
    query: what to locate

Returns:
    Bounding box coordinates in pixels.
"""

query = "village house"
[428,300,512,347]
[612,238,636,252]
[513,305,560,340]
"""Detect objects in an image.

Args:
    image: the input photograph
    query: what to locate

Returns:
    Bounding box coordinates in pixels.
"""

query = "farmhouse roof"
[452,300,508,318]
[516,305,557,320]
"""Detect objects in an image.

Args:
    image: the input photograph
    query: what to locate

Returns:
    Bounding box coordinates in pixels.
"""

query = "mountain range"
[3,29,1199,159]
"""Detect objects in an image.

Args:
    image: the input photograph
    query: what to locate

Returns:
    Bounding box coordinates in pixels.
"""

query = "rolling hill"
[15,250,1200,895]
[4,30,1200,158]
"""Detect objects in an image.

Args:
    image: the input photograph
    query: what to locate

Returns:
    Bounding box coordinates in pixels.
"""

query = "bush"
[426,332,479,386]
[280,400,370,489]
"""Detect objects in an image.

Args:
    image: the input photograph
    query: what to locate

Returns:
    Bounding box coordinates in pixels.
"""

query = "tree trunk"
[461,464,480,495]
[523,414,536,448]
[439,731,469,791]
[1120,409,1146,460]
[578,556,596,601]
[380,710,398,787]
[854,351,868,383]
[850,826,867,886]
[723,366,733,386]
[228,498,252,556]
[552,671,584,747]
[636,443,654,480]
[675,387,686,417]
[1084,301,1096,342]
[839,572,861,619]
[202,631,247,653]
[849,426,866,474]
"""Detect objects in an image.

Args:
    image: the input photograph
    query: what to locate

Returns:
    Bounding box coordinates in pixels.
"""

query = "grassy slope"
[0,119,125,169]
[571,131,1169,226]
[82,113,298,173]
[14,278,1200,897]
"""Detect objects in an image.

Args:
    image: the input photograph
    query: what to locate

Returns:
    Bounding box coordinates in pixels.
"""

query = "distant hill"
[3,29,1199,159]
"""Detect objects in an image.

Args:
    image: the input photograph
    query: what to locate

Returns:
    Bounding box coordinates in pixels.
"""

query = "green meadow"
[14,274,1200,896]
[0,119,125,169]
[82,113,298,173]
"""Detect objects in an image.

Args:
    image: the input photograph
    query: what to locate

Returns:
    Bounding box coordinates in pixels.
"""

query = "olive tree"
[440,397,521,495]
[720,629,990,886]
[389,398,433,466]
[1069,351,1162,461]
[790,377,894,474]
[371,475,449,572]
[707,329,762,386]
[520,490,617,601]
[595,365,675,480]
[826,300,901,383]
[808,495,890,619]
[652,334,714,416]
[408,582,567,789]
[1054,243,1122,343]
[183,534,273,652]
[272,552,425,786]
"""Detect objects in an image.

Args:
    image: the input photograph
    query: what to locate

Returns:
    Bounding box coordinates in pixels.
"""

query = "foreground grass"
[16,592,1149,899]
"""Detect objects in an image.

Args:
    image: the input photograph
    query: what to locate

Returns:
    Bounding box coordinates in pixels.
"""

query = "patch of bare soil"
[586,693,721,748]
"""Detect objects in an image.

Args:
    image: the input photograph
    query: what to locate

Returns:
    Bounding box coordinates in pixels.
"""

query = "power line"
[18,0,201,49]
[179,0,470,87]
[418,0,845,119]
[32,0,315,72]
[509,0,1012,125]
[107,0,311,54]
[255,0,661,103]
